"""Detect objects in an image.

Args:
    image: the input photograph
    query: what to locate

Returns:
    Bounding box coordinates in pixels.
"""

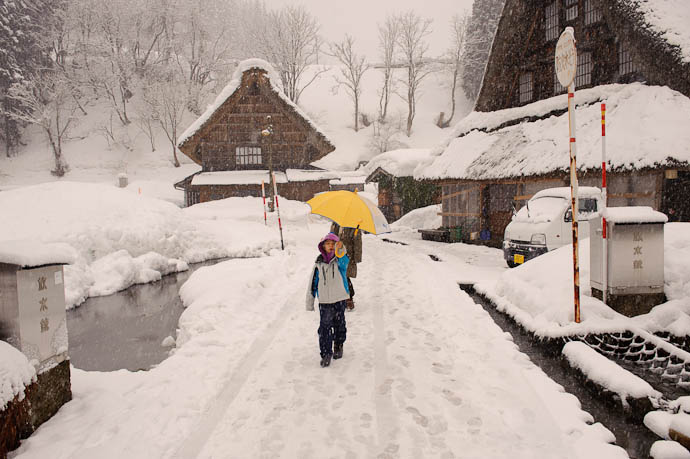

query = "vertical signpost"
[272,172,285,250]
[261,180,268,225]
[601,103,608,304]
[555,27,581,323]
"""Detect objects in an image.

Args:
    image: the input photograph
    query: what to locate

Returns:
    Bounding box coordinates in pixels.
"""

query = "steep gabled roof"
[176,58,335,164]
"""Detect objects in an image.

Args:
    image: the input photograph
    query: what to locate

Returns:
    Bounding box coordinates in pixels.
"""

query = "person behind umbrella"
[305,232,350,368]
[330,222,362,310]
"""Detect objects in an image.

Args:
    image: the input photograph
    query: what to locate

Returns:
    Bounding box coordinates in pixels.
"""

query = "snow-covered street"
[10,219,624,458]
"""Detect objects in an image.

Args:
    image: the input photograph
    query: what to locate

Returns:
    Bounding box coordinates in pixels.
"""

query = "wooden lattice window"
[235,146,262,165]
[519,72,533,104]
[545,2,559,41]
[565,0,578,21]
[575,51,592,87]
[584,0,602,25]
[554,71,567,94]
[618,41,637,75]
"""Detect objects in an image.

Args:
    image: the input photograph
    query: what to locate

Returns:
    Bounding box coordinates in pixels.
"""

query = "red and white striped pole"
[261,180,267,226]
[272,172,285,250]
[601,103,608,304]
[568,82,581,324]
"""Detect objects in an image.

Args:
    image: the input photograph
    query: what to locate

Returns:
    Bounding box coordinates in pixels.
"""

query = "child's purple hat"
[320,232,340,244]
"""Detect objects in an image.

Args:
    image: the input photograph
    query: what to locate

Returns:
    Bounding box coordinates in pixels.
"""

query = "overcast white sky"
[265,0,475,60]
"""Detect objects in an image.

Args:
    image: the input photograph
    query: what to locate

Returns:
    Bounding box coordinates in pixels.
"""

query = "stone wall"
[0,360,71,456]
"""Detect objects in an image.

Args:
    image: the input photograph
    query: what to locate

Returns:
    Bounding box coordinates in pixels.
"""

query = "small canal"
[459,285,660,459]
[66,258,226,372]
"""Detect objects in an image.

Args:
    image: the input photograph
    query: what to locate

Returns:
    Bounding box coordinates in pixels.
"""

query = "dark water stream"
[66,258,226,372]
[459,285,659,459]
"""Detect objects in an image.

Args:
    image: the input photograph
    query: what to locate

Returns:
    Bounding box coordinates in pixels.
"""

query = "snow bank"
[563,341,661,403]
[649,440,690,459]
[391,204,442,231]
[417,84,690,180]
[0,182,227,308]
[476,223,690,338]
[0,341,37,409]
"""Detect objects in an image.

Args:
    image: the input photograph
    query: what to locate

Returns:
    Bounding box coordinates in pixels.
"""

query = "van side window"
[564,198,598,222]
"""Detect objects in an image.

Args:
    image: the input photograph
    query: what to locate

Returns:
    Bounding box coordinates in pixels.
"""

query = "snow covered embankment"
[0,182,228,308]
[0,341,36,410]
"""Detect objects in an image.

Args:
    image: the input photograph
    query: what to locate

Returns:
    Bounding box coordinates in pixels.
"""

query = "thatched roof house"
[175,59,336,206]
[415,0,690,246]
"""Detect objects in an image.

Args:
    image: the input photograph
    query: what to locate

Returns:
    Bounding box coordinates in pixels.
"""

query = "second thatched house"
[175,59,336,206]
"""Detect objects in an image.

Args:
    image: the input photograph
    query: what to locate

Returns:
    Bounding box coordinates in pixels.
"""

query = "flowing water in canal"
[66,259,226,372]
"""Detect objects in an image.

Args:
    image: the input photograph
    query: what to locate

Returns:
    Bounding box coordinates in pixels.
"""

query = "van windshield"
[514,197,568,223]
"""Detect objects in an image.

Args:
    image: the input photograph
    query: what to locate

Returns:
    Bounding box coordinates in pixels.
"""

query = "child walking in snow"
[306,232,350,367]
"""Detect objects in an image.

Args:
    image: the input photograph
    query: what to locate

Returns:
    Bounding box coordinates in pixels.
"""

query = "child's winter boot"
[333,343,343,359]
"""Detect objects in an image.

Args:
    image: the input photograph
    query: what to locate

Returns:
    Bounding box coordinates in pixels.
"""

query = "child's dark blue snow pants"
[318,300,347,357]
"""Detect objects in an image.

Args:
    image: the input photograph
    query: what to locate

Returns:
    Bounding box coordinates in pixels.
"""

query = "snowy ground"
[8,193,627,458]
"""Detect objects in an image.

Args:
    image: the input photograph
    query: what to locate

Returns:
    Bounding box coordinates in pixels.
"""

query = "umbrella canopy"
[307,190,391,235]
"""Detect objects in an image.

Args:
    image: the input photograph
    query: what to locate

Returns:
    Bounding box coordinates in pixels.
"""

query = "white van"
[503,187,602,267]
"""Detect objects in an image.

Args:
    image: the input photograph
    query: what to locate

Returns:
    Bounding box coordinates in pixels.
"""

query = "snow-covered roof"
[630,0,690,64]
[190,169,342,186]
[363,148,433,178]
[416,83,690,181]
[177,58,331,149]
[604,206,669,224]
[191,170,287,186]
[284,169,336,182]
[533,187,601,200]
[0,240,76,267]
[329,176,367,185]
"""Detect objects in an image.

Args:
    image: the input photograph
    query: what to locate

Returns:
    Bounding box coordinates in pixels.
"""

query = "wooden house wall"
[441,169,671,247]
[191,180,329,204]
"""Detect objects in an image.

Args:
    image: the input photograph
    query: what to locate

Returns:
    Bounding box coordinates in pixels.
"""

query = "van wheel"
[506,260,518,268]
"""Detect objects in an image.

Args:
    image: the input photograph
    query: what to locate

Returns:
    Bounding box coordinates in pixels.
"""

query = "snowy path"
[11,232,625,458]
[188,240,601,458]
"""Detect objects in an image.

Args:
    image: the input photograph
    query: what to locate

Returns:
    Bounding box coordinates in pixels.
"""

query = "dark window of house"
[519,72,533,104]
[575,51,592,87]
[554,71,567,94]
[545,2,559,41]
[249,81,260,95]
[584,0,602,25]
[618,41,637,75]
[236,146,262,165]
[565,0,578,21]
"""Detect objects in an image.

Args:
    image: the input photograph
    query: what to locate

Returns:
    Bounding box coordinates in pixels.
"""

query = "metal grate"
[619,41,637,76]
[545,1,559,41]
[519,72,533,104]
[575,51,592,87]
[584,0,602,25]
[565,0,578,21]
[235,146,262,165]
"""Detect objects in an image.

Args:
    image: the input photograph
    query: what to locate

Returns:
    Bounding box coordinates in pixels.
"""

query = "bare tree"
[329,35,369,132]
[8,72,78,176]
[255,5,326,103]
[396,11,433,137]
[143,73,187,167]
[369,112,407,153]
[377,15,399,122]
[443,13,469,127]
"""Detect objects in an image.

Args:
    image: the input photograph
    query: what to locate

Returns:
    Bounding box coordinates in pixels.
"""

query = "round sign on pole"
[555,27,577,88]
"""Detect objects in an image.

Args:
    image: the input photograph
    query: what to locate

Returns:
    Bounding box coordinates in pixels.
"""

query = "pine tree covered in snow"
[461,0,505,103]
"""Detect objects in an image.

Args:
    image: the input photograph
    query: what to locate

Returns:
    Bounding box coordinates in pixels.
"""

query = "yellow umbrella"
[307,190,391,235]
